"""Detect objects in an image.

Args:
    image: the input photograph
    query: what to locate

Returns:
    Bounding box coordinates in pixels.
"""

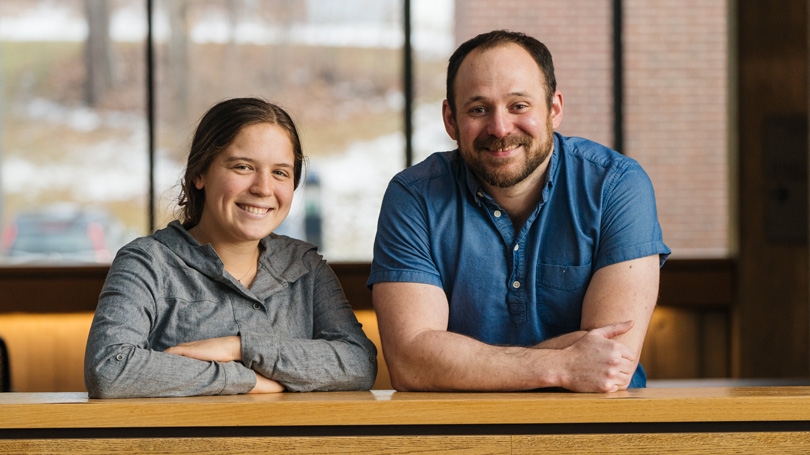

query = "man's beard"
[463,119,554,189]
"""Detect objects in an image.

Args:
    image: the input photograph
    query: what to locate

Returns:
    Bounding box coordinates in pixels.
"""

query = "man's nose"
[486,109,513,138]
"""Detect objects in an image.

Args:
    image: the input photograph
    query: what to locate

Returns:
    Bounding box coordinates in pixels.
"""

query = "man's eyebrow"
[463,92,534,104]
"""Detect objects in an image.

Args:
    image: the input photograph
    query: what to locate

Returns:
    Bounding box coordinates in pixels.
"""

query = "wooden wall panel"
[641,307,729,379]
[0,259,733,391]
[0,313,92,392]
[0,437,512,455]
[0,311,390,393]
[736,0,809,378]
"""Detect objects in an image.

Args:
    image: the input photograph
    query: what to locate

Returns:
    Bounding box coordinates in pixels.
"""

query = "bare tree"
[84,0,113,106]
[166,0,189,120]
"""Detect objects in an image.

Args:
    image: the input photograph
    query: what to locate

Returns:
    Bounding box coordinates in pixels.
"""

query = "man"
[368,30,670,393]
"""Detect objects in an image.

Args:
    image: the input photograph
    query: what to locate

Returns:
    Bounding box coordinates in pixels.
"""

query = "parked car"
[1,204,130,265]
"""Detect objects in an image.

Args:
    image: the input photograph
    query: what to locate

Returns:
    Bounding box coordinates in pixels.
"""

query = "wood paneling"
[0,313,93,392]
[0,437,511,455]
[0,311,389,392]
[0,264,372,313]
[3,434,810,455]
[3,389,810,454]
[736,0,809,378]
[512,433,810,455]
[0,260,730,313]
[0,260,734,392]
[657,259,733,308]
[642,307,729,379]
[0,267,107,313]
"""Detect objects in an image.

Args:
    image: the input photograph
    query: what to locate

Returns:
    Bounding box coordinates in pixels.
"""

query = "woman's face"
[194,122,296,245]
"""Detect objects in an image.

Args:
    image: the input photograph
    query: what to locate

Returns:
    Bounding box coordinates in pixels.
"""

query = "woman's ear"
[193,175,204,190]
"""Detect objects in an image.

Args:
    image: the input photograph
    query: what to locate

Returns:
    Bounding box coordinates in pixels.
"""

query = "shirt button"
[115,354,123,361]
[512,281,521,289]
[513,244,519,251]
[494,210,502,218]
[252,303,261,310]
[477,191,484,198]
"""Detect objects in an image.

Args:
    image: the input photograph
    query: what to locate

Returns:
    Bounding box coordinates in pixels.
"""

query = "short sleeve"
[368,177,444,289]
[595,160,671,270]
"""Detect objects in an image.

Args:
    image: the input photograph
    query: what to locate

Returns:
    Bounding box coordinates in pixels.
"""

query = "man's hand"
[558,321,637,393]
[249,373,285,394]
[165,336,242,362]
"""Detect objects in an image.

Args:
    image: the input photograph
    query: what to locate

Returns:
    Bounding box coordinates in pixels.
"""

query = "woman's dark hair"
[177,97,304,228]
[446,30,557,115]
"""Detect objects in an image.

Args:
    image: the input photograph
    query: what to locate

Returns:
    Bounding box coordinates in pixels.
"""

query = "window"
[152,0,405,261]
[0,0,147,265]
[0,0,730,265]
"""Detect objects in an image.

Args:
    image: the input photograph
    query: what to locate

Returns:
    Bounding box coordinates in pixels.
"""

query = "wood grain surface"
[2,387,810,428]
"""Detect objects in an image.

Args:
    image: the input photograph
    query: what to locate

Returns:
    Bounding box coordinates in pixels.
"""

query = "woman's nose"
[250,172,274,197]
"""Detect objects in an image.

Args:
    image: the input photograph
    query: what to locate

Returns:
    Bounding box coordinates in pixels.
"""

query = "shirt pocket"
[535,262,591,333]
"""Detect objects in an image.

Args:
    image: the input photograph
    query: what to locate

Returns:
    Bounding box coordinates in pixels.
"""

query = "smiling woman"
[83,98,378,398]
[181,100,302,286]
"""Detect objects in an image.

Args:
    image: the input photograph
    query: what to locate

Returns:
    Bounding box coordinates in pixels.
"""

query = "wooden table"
[2,387,810,454]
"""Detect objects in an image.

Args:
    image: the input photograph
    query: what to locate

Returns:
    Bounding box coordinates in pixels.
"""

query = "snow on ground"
[1,97,456,261]
[0,0,454,56]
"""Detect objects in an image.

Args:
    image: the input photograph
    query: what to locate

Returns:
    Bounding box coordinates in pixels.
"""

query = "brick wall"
[454,0,729,257]
[624,0,729,256]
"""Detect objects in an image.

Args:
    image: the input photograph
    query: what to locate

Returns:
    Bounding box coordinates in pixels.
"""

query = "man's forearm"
[387,322,637,393]
[386,329,564,392]
[531,330,588,349]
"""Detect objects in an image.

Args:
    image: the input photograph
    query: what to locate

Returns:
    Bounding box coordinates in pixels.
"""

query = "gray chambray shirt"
[84,221,377,398]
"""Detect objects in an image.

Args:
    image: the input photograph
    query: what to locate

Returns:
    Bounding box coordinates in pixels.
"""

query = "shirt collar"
[155,220,314,290]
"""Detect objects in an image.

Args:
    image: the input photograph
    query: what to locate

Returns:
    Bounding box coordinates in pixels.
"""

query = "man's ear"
[442,99,458,141]
[550,90,564,129]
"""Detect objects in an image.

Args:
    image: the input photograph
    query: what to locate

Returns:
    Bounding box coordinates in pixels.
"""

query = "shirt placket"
[478,191,527,326]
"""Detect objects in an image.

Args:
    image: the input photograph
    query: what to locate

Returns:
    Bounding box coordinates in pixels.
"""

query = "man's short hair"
[446,30,557,115]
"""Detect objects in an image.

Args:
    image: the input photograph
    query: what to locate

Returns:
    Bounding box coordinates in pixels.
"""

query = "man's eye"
[469,107,486,115]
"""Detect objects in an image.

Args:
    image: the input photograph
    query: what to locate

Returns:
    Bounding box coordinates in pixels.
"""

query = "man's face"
[443,43,563,189]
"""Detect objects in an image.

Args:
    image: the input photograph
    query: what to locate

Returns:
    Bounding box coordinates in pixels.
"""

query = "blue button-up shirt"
[368,133,670,388]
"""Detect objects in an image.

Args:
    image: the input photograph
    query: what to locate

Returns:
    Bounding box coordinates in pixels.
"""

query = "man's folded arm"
[372,281,637,392]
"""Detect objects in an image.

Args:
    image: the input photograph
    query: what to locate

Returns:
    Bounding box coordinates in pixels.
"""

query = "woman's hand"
[250,373,285,393]
[165,336,242,362]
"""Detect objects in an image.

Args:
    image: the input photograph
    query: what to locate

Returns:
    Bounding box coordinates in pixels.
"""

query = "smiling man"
[368,30,671,393]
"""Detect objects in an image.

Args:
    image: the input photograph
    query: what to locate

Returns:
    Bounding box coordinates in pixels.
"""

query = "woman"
[84,98,377,398]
